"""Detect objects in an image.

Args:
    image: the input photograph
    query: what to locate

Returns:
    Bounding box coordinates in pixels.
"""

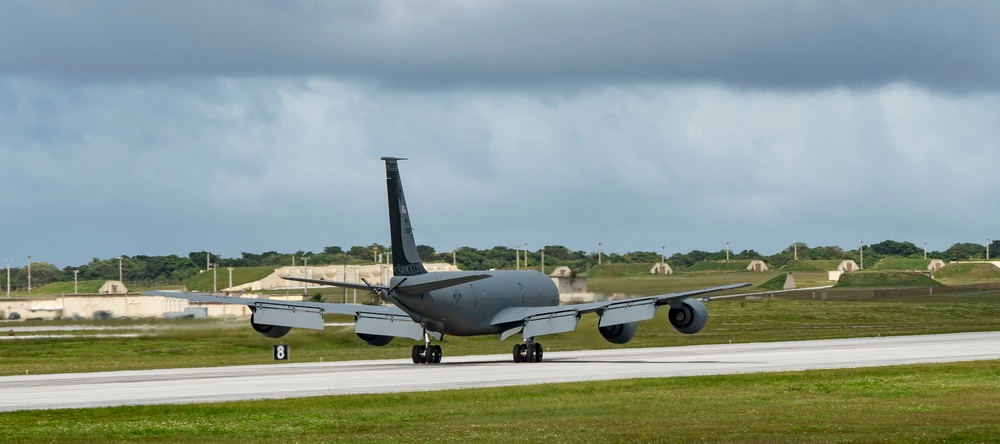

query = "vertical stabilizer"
[382,157,427,276]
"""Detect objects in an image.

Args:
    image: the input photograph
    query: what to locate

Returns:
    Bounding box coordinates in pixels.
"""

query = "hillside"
[684,260,754,272]
[871,258,932,271]
[781,260,843,271]
[834,271,940,288]
[933,263,1000,284]
[185,266,278,292]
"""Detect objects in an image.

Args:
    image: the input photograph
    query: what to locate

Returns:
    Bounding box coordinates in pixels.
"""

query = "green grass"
[10,280,105,297]
[757,273,790,290]
[781,260,843,271]
[835,271,941,288]
[584,263,654,278]
[684,260,754,272]
[184,266,277,291]
[3,360,1000,443]
[934,263,1000,285]
[872,258,933,271]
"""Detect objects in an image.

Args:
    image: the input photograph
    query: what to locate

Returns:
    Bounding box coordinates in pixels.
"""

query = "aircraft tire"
[512,344,523,363]
[533,343,543,362]
[412,345,426,364]
[431,345,442,363]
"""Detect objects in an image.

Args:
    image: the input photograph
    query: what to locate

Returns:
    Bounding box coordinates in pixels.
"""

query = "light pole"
[523,243,528,269]
[540,247,545,274]
[794,243,798,261]
[73,270,79,294]
[119,256,123,283]
[212,264,218,294]
[515,244,520,270]
[859,240,864,270]
[988,239,991,260]
[598,242,602,265]
[726,242,730,261]
[661,245,665,266]
[923,242,927,260]
[227,267,233,293]
[303,256,309,296]
[5,259,10,298]
[27,255,31,293]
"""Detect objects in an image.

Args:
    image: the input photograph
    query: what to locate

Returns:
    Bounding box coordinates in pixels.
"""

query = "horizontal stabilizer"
[395,274,492,294]
[282,276,388,292]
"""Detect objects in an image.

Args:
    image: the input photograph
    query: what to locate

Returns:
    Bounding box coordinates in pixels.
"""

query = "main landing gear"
[412,332,442,364]
[512,338,543,363]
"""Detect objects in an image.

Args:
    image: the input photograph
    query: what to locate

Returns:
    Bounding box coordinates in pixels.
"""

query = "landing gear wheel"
[431,345,443,363]
[512,341,543,363]
[412,345,427,364]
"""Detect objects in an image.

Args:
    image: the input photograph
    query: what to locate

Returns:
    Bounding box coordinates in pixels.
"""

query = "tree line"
[4,239,999,290]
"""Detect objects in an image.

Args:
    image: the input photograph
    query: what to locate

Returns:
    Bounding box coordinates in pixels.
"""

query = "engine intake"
[668,298,708,334]
[357,333,394,346]
[599,321,638,344]
[251,312,292,339]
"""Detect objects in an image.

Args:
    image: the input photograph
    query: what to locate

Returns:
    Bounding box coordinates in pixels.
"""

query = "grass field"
[2,360,999,443]
[4,273,1000,442]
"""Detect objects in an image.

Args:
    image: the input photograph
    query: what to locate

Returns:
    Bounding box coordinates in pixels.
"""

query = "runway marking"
[2,331,999,412]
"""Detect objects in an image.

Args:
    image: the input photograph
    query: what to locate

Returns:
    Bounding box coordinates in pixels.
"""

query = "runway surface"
[3,331,1000,412]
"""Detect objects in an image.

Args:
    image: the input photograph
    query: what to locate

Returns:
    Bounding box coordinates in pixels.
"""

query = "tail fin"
[382,157,427,276]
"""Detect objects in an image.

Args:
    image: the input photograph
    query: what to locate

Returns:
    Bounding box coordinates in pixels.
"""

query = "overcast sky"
[2,1,999,268]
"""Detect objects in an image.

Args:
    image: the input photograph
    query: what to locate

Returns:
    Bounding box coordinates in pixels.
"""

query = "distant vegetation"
[4,239,999,291]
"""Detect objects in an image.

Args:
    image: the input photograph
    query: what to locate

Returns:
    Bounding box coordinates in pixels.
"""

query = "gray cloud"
[2,2,999,267]
[2,1,999,91]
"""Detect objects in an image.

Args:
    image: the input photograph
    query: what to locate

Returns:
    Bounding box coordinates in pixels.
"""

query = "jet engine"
[668,298,708,334]
[250,312,292,339]
[599,321,638,344]
[357,332,394,346]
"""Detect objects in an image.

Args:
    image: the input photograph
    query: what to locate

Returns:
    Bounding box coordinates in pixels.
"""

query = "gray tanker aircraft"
[146,157,750,364]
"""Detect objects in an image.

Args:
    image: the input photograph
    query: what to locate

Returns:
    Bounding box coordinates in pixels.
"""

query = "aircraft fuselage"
[390,270,558,336]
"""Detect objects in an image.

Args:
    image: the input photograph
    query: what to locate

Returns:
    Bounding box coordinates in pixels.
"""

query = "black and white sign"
[273,344,289,361]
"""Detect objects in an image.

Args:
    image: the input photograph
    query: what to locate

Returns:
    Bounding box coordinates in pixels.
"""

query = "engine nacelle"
[599,321,638,344]
[357,332,394,346]
[250,313,292,339]
[668,298,708,334]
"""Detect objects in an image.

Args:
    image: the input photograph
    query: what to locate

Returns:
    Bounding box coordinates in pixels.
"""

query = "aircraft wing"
[489,282,752,340]
[142,290,426,340]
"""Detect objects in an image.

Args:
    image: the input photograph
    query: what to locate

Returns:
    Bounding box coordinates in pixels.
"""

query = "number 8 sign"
[273,344,289,361]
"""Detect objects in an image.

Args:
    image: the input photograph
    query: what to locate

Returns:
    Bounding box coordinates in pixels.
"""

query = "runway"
[3,331,1000,412]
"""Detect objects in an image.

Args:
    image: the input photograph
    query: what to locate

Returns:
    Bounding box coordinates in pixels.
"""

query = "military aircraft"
[146,157,750,364]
